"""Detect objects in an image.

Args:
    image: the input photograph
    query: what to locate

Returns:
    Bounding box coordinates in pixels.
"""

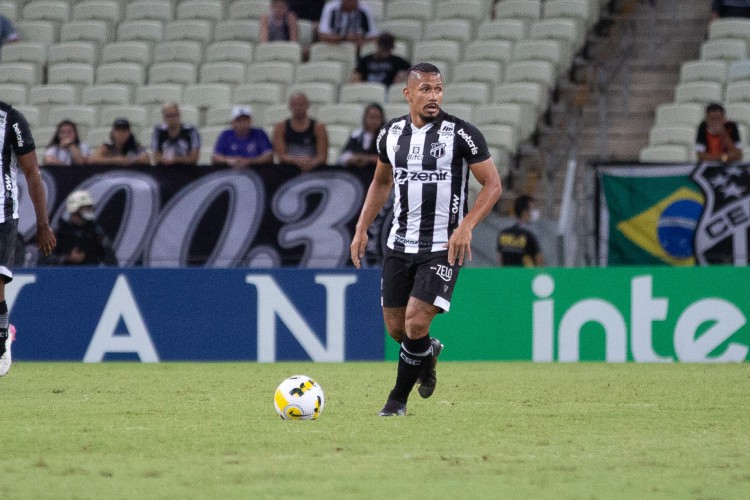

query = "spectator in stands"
[711,0,750,18]
[0,14,18,56]
[317,0,378,50]
[89,118,151,167]
[338,103,384,169]
[288,0,326,32]
[695,103,743,164]
[41,190,118,266]
[212,106,273,169]
[151,102,201,167]
[497,195,544,267]
[351,32,410,87]
[260,0,299,43]
[43,120,91,166]
[273,92,328,172]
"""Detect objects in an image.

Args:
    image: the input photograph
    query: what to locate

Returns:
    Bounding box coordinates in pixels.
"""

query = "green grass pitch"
[2,362,748,499]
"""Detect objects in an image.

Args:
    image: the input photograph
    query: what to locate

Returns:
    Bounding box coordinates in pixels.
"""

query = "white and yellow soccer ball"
[274,375,325,420]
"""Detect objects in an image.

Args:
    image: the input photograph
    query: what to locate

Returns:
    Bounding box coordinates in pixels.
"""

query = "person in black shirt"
[151,102,201,166]
[352,32,411,87]
[497,195,543,267]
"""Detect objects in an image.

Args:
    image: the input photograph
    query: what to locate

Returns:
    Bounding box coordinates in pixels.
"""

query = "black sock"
[0,301,7,356]
[388,335,431,404]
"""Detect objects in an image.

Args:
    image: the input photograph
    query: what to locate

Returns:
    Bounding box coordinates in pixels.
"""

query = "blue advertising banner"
[8,268,384,362]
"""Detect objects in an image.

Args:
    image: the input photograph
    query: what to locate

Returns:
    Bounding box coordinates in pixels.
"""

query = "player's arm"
[350,159,393,268]
[447,158,502,266]
[17,152,56,257]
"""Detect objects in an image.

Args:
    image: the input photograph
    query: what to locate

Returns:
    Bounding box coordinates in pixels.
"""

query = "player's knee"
[404,315,430,339]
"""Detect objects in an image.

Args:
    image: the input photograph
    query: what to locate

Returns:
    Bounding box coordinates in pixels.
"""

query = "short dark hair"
[407,63,441,80]
[514,195,534,217]
[377,32,395,50]
[706,102,725,115]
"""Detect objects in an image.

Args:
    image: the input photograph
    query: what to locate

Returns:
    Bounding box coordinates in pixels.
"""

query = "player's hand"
[446,224,472,266]
[350,230,368,269]
[37,225,57,257]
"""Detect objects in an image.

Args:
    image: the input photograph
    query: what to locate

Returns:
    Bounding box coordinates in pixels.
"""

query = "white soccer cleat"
[0,324,16,377]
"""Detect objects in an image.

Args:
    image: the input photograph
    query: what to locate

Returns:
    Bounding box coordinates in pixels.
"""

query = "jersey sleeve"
[456,121,491,164]
[376,125,390,164]
[9,108,36,155]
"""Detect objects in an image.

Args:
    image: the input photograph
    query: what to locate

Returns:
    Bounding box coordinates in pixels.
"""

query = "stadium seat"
[71,1,121,24]
[413,40,462,64]
[444,82,490,105]
[481,124,518,156]
[472,102,525,130]
[183,83,232,109]
[654,103,704,127]
[338,82,387,105]
[476,19,527,43]
[327,124,352,150]
[442,103,474,120]
[15,21,56,46]
[728,60,750,82]
[247,61,295,85]
[708,18,750,44]
[726,81,750,104]
[494,81,547,114]
[17,106,40,128]
[385,0,434,21]
[384,102,408,120]
[286,82,337,106]
[504,60,556,90]
[135,84,183,105]
[48,63,95,88]
[34,126,58,149]
[117,20,163,44]
[360,39,410,60]
[435,0,485,26]
[99,105,150,130]
[513,39,567,76]
[543,0,593,29]
[204,41,254,64]
[96,62,146,88]
[309,42,357,75]
[422,20,473,43]
[48,41,97,65]
[378,20,424,48]
[673,81,724,105]
[229,0,272,19]
[261,103,291,127]
[463,40,514,64]
[199,62,247,85]
[29,84,77,106]
[452,61,503,85]
[726,102,750,131]
[213,20,260,42]
[638,144,690,163]
[81,84,132,105]
[1,42,46,66]
[86,126,114,148]
[317,103,365,128]
[233,82,285,105]
[48,105,98,131]
[200,125,225,156]
[297,19,315,49]
[205,106,239,126]
[125,0,173,22]
[363,0,384,20]
[700,39,748,62]
[100,41,152,66]
[0,1,17,21]
[0,84,27,105]
[678,60,728,85]
[60,20,110,46]
[294,61,346,85]
[22,1,70,25]
[176,0,223,22]
[648,125,696,150]
[530,18,583,52]
[164,20,212,43]
[254,41,302,64]
[0,63,37,86]
[153,41,203,65]
[493,0,542,23]
[148,62,197,86]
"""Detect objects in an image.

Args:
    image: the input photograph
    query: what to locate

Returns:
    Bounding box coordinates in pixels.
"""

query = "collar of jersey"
[406,109,445,132]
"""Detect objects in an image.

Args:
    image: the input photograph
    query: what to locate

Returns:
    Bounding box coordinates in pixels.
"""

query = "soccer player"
[0,101,57,376]
[350,63,502,416]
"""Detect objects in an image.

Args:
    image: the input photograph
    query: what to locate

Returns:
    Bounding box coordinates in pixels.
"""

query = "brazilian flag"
[598,165,704,266]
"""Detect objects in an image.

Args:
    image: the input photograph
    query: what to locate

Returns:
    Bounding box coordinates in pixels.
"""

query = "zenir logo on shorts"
[434,264,453,282]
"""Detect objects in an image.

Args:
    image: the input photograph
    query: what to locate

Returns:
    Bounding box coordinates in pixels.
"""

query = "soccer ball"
[274,375,325,420]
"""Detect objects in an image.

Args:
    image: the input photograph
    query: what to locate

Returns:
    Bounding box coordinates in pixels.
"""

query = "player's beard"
[418,106,440,124]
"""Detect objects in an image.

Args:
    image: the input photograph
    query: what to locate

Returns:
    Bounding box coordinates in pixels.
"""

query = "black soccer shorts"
[381,248,461,312]
[0,220,18,283]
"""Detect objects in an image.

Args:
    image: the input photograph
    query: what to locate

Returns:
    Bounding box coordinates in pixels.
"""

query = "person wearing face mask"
[41,190,118,266]
[695,103,743,165]
[497,194,544,267]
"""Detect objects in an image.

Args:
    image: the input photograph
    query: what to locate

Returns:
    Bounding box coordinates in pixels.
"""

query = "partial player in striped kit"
[350,63,502,416]
[0,101,57,377]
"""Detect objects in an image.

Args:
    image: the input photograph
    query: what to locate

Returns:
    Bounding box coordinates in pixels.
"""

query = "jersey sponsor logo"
[12,122,23,147]
[389,124,403,135]
[407,145,422,161]
[430,142,446,159]
[375,127,386,154]
[393,168,450,184]
[393,234,420,246]
[457,128,478,155]
[0,111,6,128]
[439,122,454,136]
[392,144,400,153]
[4,174,11,192]
[451,193,460,214]
[431,264,454,282]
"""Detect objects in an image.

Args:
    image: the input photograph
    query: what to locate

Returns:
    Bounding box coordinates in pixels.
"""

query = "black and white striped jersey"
[0,101,35,224]
[377,110,491,254]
